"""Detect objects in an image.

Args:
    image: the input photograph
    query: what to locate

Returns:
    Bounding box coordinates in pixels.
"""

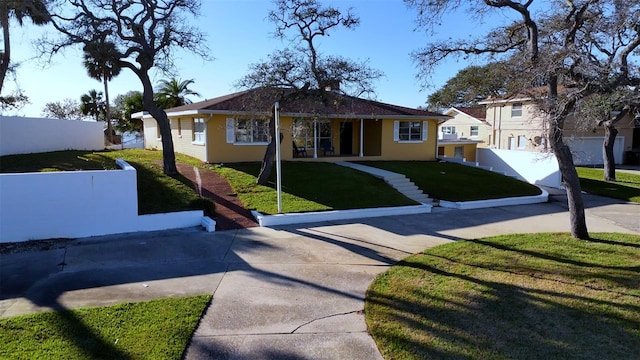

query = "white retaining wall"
[476,148,562,188]
[0,159,205,243]
[0,116,104,156]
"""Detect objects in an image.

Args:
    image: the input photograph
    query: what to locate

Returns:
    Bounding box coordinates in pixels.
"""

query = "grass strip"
[366,232,640,360]
[0,295,211,360]
[577,167,640,203]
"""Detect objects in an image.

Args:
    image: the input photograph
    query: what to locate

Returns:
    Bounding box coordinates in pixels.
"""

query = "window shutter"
[393,121,399,141]
[422,121,428,141]
[226,118,235,143]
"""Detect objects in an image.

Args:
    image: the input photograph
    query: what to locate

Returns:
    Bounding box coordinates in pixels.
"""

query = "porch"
[291,118,383,160]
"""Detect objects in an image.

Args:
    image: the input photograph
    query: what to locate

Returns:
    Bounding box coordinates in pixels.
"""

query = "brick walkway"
[176,163,258,231]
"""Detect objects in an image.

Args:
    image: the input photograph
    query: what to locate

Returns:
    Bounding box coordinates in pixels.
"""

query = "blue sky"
[3,0,503,117]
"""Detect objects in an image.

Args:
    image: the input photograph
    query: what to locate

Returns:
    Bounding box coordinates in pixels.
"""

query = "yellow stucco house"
[139,88,451,163]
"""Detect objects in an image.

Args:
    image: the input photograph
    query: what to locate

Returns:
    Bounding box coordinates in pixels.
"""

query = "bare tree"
[43,0,208,175]
[406,0,640,239]
[237,0,383,185]
[42,97,83,120]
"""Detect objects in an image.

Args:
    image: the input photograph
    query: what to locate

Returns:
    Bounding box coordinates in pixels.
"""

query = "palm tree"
[83,38,122,142]
[155,77,201,109]
[80,89,105,123]
[0,0,49,94]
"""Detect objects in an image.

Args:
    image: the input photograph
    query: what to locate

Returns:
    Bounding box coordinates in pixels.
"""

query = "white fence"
[476,148,562,188]
[0,160,206,243]
[0,116,104,156]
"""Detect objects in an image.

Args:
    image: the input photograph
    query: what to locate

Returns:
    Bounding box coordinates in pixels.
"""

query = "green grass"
[366,232,640,360]
[0,295,211,360]
[356,161,542,201]
[0,151,545,216]
[213,161,416,214]
[0,149,208,215]
[577,167,640,203]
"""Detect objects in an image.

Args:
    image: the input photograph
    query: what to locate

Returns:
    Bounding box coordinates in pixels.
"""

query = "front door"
[340,122,353,155]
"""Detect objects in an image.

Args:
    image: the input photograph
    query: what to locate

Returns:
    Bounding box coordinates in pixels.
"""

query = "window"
[518,135,527,149]
[441,126,456,134]
[470,126,479,137]
[511,103,523,117]
[454,146,464,158]
[193,118,205,143]
[398,121,423,141]
[227,118,269,144]
[177,118,182,136]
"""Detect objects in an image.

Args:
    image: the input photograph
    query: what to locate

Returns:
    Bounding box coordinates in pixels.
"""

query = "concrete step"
[403,190,425,197]
[392,184,419,192]
[384,177,409,185]
[387,179,414,187]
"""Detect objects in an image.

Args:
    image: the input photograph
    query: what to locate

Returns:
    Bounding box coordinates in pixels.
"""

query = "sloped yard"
[355,161,542,201]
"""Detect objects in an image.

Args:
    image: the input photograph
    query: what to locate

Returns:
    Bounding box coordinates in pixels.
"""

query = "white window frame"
[470,126,479,137]
[441,126,456,134]
[511,103,523,117]
[192,117,205,144]
[393,120,428,143]
[226,118,270,145]
[517,135,527,149]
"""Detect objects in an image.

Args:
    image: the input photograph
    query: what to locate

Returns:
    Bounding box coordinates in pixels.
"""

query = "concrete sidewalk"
[1,196,638,359]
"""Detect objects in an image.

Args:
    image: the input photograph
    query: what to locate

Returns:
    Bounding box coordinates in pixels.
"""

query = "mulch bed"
[176,163,259,231]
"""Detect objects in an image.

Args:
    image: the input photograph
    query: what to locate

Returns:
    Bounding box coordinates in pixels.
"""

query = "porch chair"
[321,140,335,156]
[293,141,307,157]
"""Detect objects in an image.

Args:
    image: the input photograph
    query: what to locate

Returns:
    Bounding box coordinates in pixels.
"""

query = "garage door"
[568,136,625,165]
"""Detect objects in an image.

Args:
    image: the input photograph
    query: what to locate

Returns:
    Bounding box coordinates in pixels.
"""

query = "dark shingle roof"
[454,106,486,121]
[165,88,447,118]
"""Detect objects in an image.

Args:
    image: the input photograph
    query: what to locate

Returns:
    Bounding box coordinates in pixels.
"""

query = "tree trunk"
[547,76,589,240]
[103,74,113,144]
[257,106,278,185]
[603,125,618,182]
[553,142,589,239]
[0,8,10,94]
[140,73,177,175]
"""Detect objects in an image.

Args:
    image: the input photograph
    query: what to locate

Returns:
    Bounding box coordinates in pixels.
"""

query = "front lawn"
[366,232,640,360]
[0,295,211,360]
[577,167,640,203]
[213,162,416,214]
[356,161,542,201]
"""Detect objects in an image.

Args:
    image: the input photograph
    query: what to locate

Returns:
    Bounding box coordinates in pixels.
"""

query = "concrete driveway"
[1,195,638,359]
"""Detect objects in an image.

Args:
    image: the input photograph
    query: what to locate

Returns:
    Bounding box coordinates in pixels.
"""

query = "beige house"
[139,88,451,164]
[478,95,639,165]
[436,107,489,161]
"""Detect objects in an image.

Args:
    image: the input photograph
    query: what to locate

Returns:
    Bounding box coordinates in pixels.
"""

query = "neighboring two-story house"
[475,93,639,165]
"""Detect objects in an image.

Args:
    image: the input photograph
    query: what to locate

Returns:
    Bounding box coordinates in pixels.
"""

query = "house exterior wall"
[171,117,207,161]
[440,112,490,147]
[439,143,477,161]
[143,115,441,162]
[484,101,636,163]
[485,102,546,151]
[380,119,438,160]
[143,118,162,150]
